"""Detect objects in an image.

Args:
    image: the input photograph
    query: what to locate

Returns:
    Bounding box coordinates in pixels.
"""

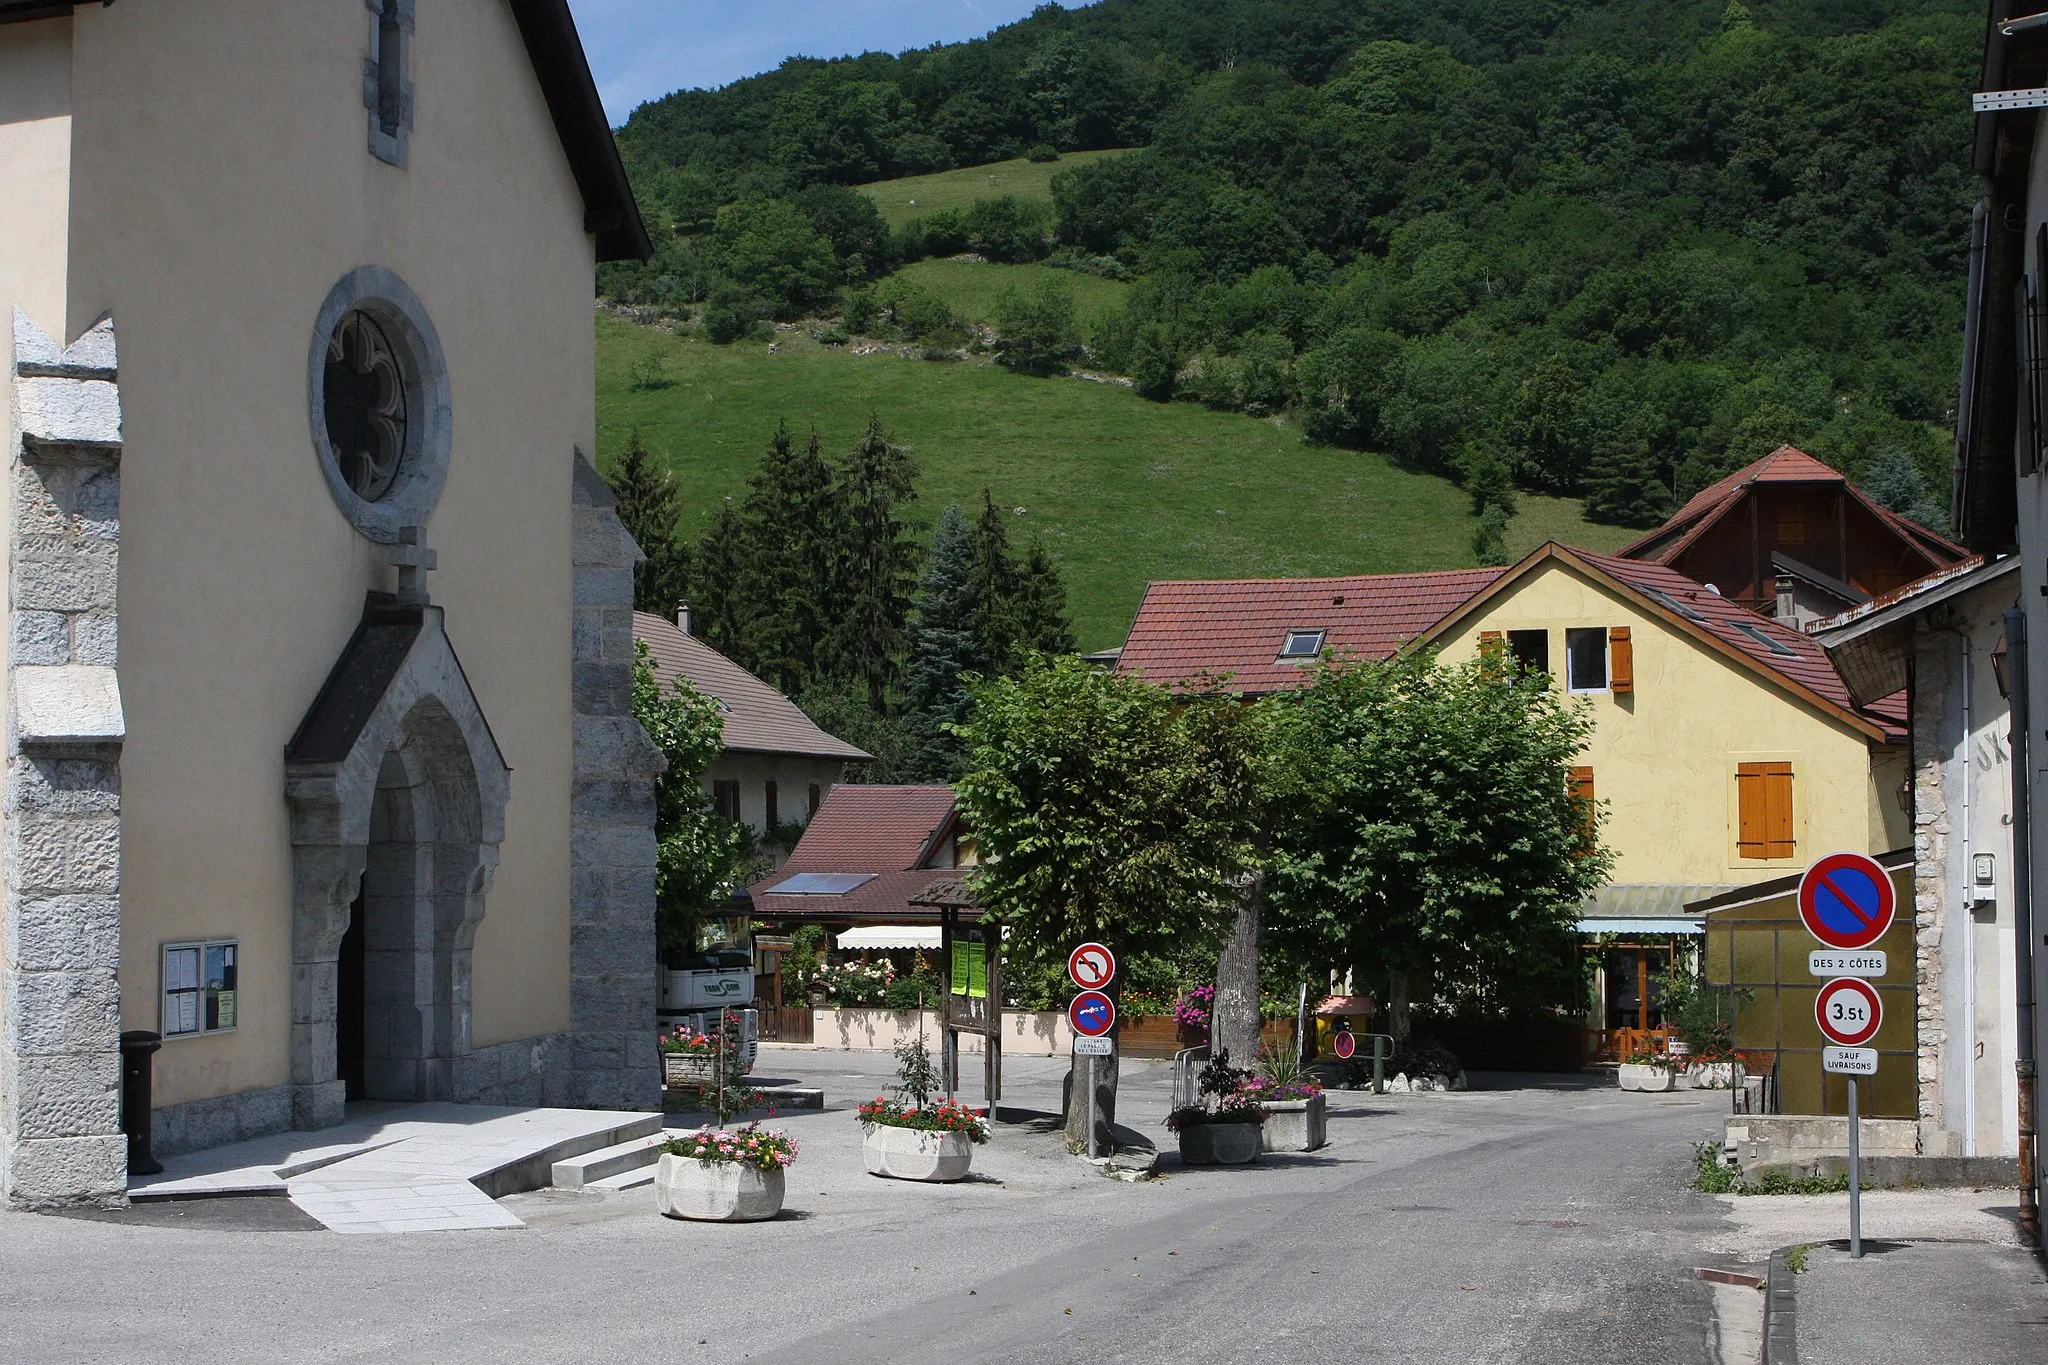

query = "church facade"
[0,0,662,1208]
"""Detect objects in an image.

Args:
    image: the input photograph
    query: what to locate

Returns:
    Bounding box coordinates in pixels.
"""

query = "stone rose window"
[324,311,407,502]
[307,267,450,543]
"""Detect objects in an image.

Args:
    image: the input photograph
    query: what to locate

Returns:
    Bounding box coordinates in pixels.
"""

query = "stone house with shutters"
[1,0,662,1209]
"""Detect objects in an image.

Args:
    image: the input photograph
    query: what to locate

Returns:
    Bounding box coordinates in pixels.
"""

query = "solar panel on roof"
[764,872,877,895]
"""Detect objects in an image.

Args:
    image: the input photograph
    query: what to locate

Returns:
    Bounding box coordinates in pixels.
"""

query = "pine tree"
[831,414,921,711]
[970,490,1024,672]
[1011,537,1075,658]
[691,498,752,666]
[607,429,691,616]
[1581,434,1673,529]
[739,422,845,695]
[902,504,981,779]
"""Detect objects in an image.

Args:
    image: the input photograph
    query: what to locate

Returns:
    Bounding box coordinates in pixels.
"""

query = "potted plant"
[1250,1047,1326,1152]
[654,1124,798,1221]
[659,1009,754,1087]
[858,1035,989,1182]
[1167,1050,1264,1165]
[1617,1042,1676,1092]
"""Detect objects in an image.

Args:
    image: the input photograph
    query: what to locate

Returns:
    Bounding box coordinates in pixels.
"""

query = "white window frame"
[161,939,240,1039]
[1564,627,1609,694]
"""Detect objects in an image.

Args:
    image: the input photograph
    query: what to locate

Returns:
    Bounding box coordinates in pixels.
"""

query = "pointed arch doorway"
[285,595,510,1130]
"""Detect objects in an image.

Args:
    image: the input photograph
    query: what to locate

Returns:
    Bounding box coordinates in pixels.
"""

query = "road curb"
[1761,1245,1799,1364]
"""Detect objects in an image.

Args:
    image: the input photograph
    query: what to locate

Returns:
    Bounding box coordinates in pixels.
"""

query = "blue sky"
[568,2,1098,125]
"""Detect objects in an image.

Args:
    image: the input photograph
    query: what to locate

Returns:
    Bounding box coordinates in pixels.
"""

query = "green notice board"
[950,939,986,998]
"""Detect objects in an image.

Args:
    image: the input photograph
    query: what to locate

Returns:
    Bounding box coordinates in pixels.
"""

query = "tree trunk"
[1388,970,1412,1053]
[1212,870,1265,1066]
[1062,1053,1119,1153]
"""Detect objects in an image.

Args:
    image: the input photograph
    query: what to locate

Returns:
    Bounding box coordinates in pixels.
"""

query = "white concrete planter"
[1687,1062,1739,1091]
[1617,1064,1676,1093]
[653,1153,785,1222]
[861,1124,975,1182]
[1260,1095,1328,1152]
[1178,1122,1261,1165]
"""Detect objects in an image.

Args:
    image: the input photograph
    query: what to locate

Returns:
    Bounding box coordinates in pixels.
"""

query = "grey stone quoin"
[2,310,128,1210]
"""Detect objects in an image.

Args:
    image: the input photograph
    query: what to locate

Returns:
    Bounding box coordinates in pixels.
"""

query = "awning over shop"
[1575,882,1738,936]
[835,925,943,951]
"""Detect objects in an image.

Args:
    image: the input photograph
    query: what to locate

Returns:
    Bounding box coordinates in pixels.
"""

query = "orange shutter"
[1609,627,1633,695]
[1480,630,1504,648]
[1736,762,1795,859]
[1568,766,1596,853]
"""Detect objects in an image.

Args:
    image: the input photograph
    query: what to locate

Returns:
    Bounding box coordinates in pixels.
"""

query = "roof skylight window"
[1643,587,1706,623]
[1730,622,1798,656]
[1279,629,1326,660]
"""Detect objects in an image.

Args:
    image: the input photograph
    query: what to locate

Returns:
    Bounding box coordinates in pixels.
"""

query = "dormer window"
[1279,629,1326,660]
[363,0,414,167]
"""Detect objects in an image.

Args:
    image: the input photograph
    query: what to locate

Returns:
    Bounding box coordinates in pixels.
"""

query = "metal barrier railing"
[1171,1045,1209,1111]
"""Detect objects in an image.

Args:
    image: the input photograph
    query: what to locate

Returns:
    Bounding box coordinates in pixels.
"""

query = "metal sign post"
[1800,852,1893,1263]
[1067,946,1118,1160]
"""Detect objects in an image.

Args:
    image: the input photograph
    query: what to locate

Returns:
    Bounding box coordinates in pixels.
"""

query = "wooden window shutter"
[1736,762,1795,859]
[1608,627,1633,695]
[1568,766,1596,853]
[1480,630,1504,649]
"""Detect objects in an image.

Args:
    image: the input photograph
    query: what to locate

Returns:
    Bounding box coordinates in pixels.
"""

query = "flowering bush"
[662,1124,798,1171]
[1173,985,1215,1032]
[1247,1074,1323,1103]
[858,1096,991,1143]
[659,1010,744,1055]
[1623,1042,1672,1069]
[813,957,893,1007]
[1166,1049,1266,1131]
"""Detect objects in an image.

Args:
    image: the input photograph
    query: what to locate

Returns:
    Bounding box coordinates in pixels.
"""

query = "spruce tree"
[902,504,982,779]
[691,498,752,666]
[831,414,921,711]
[969,490,1024,672]
[739,422,845,695]
[607,430,691,616]
[1011,537,1076,658]
[1582,434,1674,529]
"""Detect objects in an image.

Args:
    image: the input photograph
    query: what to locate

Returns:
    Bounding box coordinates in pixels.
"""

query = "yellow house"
[1419,543,1910,913]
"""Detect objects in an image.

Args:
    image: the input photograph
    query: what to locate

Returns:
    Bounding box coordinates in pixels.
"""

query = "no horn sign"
[1798,852,1896,952]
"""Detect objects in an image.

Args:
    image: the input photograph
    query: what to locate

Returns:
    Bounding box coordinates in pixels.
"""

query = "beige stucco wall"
[0,19,71,342]
[1434,561,1908,887]
[706,753,846,866]
[55,1,596,1108]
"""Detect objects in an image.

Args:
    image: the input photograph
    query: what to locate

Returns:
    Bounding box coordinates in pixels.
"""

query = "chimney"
[676,602,692,635]
[1774,573,1795,622]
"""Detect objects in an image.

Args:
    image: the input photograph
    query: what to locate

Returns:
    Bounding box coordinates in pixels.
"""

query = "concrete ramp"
[130,1102,661,1233]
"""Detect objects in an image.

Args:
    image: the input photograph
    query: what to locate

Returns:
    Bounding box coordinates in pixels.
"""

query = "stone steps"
[589,1164,656,1191]
[550,1131,669,1189]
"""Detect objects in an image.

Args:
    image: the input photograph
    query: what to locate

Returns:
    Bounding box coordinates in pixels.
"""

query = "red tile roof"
[1115,569,1506,693]
[1568,549,1901,740]
[634,612,869,760]
[745,785,963,922]
[1620,445,1967,569]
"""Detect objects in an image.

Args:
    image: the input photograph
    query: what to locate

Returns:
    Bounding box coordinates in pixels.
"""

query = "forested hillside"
[604,0,1979,531]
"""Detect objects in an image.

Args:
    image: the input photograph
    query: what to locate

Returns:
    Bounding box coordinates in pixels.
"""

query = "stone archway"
[285,595,509,1131]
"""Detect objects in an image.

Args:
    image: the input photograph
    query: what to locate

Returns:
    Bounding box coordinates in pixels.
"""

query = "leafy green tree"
[708,197,839,321]
[963,195,1052,262]
[993,276,1080,375]
[956,657,1258,1149]
[1581,432,1673,529]
[607,431,692,617]
[969,491,1025,669]
[633,644,759,964]
[1011,537,1077,659]
[689,499,751,666]
[1861,445,1949,534]
[1267,651,1611,1047]
[831,414,922,710]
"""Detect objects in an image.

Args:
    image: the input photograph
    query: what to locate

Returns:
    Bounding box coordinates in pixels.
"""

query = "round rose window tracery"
[323,310,408,502]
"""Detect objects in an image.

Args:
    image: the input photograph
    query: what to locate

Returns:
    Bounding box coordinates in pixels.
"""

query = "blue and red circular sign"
[1332,1030,1356,1061]
[1798,852,1896,951]
[1069,990,1116,1038]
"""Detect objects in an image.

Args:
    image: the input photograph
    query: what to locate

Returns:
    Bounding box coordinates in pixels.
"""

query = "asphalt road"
[0,1056,1733,1364]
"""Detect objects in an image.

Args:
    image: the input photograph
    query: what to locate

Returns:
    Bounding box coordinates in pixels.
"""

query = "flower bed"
[857,1096,990,1140]
[654,1124,798,1222]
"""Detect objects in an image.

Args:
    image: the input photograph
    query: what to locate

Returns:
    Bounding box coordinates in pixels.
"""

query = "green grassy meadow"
[598,311,1635,651]
[857,149,1138,230]
[890,258,1131,329]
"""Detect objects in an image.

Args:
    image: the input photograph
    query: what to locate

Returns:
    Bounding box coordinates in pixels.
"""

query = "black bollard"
[119,1030,164,1176]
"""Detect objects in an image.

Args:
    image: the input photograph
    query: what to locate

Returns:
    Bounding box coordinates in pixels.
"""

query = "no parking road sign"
[1067,942,1117,991]
[1815,976,1882,1049]
[1069,990,1116,1038]
[1333,1031,1356,1061]
[1798,852,1896,952]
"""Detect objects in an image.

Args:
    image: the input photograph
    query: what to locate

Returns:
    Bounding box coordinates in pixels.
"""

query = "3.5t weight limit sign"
[1815,976,1882,1048]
